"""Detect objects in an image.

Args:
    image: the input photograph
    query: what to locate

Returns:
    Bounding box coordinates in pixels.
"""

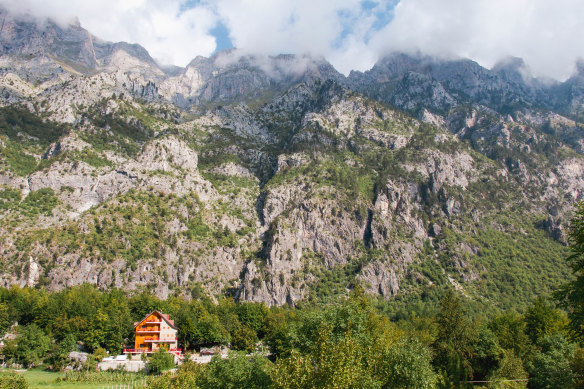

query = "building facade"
[124,310,181,360]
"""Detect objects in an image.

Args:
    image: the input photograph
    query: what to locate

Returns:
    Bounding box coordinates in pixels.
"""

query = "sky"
[2,0,583,80]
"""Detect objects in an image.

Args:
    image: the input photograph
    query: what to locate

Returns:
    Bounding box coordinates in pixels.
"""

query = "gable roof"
[134,310,178,330]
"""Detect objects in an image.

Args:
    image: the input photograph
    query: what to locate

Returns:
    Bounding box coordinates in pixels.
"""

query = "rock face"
[0,7,582,306]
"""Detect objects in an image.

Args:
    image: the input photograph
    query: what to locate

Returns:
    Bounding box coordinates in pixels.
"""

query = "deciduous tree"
[557,202,584,341]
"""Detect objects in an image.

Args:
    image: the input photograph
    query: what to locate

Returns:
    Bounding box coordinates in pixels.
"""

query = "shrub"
[197,352,272,389]
[0,373,28,389]
[147,349,175,375]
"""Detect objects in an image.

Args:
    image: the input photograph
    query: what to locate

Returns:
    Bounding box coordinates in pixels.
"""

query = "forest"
[1,203,584,388]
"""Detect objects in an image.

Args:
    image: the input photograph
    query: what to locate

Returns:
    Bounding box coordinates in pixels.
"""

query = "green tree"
[147,349,175,375]
[231,326,259,353]
[171,360,202,389]
[197,352,272,389]
[557,202,584,341]
[310,328,374,389]
[271,351,314,389]
[194,311,230,346]
[433,289,477,388]
[14,324,51,367]
[264,311,295,358]
[486,349,527,389]
[49,333,77,371]
[0,336,16,363]
[272,328,375,389]
[129,291,168,319]
[216,298,241,336]
[236,303,269,337]
[375,337,438,389]
[92,347,108,362]
[177,308,229,349]
[0,302,11,336]
[148,375,173,389]
[524,297,566,345]
[488,313,532,360]
[0,286,45,326]
[82,309,109,352]
[472,327,503,381]
[571,347,584,389]
[101,289,134,351]
[527,334,576,389]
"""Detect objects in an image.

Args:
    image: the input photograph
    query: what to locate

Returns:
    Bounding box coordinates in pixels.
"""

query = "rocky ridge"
[0,10,581,307]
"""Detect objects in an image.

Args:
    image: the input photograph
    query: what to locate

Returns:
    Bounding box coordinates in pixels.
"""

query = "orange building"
[124,310,181,359]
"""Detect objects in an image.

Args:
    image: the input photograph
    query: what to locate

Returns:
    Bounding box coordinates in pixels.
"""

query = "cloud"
[210,0,584,80]
[213,0,355,55]
[370,0,584,80]
[1,0,583,80]
[211,0,383,75]
[0,0,219,66]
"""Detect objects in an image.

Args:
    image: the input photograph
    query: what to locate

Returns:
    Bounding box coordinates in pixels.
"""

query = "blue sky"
[180,0,401,55]
[210,21,233,53]
[2,0,584,80]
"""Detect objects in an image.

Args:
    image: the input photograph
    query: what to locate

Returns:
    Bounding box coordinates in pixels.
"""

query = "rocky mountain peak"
[0,6,583,308]
[0,6,163,76]
[492,56,538,87]
[0,8,96,68]
[572,58,584,80]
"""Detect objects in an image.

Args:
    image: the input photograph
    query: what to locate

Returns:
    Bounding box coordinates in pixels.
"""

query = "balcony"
[143,338,176,343]
[136,328,160,333]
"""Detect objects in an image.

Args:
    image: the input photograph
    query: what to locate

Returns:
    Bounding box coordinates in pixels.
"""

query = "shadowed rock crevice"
[255,191,268,226]
[364,209,374,249]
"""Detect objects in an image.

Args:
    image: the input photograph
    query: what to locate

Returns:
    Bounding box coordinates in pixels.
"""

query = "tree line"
[3,201,584,388]
[0,283,583,388]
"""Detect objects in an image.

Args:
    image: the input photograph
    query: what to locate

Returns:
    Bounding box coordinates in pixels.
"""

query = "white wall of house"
[160,320,178,348]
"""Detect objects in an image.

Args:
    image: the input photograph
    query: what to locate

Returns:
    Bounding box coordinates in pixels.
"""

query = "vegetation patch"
[0,106,69,144]
[19,188,59,217]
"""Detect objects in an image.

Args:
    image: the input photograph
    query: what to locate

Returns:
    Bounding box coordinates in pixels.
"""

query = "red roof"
[160,313,176,326]
[134,310,178,330]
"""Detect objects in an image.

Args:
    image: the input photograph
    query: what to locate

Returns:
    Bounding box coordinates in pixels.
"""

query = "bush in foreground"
[0,372,28,389]
[147,349,175,375]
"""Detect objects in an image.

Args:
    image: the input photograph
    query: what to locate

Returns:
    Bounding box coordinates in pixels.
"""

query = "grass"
[0,368,147,389]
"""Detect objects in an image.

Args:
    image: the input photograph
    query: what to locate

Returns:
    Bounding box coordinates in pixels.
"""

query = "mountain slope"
[0,10,581,309]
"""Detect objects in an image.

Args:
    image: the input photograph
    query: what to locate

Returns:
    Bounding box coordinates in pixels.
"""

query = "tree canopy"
[556,202,584,341]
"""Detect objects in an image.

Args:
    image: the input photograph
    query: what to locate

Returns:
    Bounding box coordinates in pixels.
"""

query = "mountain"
[0,9,581,309]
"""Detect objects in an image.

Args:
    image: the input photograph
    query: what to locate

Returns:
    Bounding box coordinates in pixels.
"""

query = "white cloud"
[0,0,219,66]
[212,0,354,55]
[370,0,584,80]
[210,0,385,74]
[1,0,583,80]
[210,0,584,79]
